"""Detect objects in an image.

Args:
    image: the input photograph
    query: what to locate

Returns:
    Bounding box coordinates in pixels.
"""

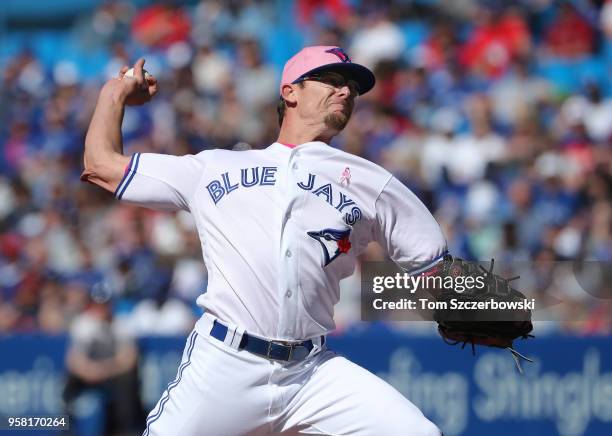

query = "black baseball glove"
[428,255,534,372]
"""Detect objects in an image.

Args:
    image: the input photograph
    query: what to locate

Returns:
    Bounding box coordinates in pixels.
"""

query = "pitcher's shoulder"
[195,147,271,164]
[325,147,392,180]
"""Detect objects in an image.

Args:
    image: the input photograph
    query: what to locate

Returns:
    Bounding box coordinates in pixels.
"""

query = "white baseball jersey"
[116,141,447,341]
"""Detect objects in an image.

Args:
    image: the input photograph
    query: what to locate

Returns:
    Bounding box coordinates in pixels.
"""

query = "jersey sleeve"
[373,175,448,272]
[114,151,209,211]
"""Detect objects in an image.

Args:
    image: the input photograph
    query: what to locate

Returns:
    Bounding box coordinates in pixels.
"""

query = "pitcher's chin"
[324,112,350,131]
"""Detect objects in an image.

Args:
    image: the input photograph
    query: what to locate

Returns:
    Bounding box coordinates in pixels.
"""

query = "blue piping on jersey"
[115,153,141,200]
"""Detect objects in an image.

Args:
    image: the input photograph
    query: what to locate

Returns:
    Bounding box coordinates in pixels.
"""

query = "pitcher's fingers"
[118,66,129,79]
[133,58,146,83]
[149,82,159,97]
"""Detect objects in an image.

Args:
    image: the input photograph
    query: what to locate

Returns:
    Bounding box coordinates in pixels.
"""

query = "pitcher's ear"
[281,84,298,105]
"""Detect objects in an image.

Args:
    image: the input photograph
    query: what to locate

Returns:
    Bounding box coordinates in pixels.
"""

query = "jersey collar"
[268,141,328,152]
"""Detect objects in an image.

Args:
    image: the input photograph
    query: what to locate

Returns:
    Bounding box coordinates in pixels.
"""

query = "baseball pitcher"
[83,46,530,435]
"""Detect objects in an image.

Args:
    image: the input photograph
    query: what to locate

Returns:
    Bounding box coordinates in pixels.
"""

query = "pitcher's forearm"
[82,83,131,192]
[86,84,127,157]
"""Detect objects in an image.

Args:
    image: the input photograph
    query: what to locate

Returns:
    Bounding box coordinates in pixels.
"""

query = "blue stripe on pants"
[143,331,198,436]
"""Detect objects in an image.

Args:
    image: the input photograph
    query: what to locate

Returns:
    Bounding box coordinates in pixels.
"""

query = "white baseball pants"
[143,317,441,436]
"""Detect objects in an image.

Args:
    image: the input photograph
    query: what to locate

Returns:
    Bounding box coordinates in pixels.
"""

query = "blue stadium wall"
[0,327,611,436]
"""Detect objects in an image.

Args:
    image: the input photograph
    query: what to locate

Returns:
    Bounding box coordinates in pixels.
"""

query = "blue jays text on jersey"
[206,166,278,204]
[297,173,362,225]
[205,167,363,226]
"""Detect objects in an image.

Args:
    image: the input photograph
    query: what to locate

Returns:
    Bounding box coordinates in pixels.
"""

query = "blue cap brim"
[293,62,376,95]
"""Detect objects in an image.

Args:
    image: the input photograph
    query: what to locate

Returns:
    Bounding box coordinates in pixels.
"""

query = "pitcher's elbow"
[79,161,117,194]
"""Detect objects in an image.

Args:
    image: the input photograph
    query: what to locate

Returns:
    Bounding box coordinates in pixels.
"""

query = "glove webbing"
[440,329,535,373]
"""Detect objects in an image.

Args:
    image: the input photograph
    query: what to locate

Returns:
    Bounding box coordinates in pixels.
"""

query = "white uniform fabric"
[117,141,446,435]
[142,314,441,436]
[117,141,447,340]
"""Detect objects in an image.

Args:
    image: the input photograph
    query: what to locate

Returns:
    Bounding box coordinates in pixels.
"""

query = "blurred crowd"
[0,0,611,336]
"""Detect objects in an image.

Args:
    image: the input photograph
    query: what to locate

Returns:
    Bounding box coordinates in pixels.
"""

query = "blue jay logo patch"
[307,228,352,267]
[325,47,351,63]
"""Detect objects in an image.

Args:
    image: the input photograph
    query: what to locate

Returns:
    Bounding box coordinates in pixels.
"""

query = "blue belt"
[210,320,325,362]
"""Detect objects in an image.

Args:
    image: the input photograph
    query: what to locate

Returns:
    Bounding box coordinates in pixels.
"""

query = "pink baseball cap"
[280,46,375,96]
